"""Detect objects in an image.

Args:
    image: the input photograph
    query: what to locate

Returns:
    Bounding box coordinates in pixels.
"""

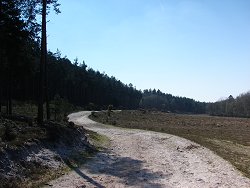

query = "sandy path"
[46,111,250,188]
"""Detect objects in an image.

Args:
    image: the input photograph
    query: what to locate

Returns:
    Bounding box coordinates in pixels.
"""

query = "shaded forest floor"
[90,110,250,178]
[0,104,102,188]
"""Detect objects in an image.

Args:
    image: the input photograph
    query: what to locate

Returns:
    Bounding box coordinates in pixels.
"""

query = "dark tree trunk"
[7,96,12,115]
[0,52,2,114]
[7,79,12,115]
[6,57,12,115]
[45,46,50,120]
[38,0,47,124]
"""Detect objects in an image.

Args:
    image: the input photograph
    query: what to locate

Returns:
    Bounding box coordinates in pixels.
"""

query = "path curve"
[47,111,250,188]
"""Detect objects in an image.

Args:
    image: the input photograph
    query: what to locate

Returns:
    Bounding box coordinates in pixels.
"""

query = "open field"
[90,110,250,178]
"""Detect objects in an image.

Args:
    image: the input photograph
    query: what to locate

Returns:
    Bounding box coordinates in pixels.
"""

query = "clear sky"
[47,0,250,102]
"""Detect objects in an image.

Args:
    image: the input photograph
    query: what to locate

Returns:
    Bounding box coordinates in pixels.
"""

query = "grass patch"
[22,163,70,188]
[90,110,250,178]
[86,129,110,150]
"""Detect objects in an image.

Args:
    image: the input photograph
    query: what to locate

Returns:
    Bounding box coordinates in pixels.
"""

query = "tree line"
[41,51,142,110]
[0,0,249,120]
[207,93,250,118]
[0,0,141,119]
[0,37,142,113]
[140,89,207,114]
[140,89,250,118]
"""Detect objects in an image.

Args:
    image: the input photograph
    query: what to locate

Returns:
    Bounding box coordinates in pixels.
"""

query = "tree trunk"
[0,52,2,114]
[6,57,12,115]
[45,42,50,120]
[38,0,47,124]
[7,95,12,115]
[7,77,12,115]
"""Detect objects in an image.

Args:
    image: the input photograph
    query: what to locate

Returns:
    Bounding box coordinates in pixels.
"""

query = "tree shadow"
[68,150,171,188]
[65,161,105,188]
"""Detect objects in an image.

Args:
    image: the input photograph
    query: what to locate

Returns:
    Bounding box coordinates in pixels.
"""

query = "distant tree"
[80,60,87,70]
[54,49,62,59]
[152,89,156,94]
[208,92,250,117]
[73,57,79,66]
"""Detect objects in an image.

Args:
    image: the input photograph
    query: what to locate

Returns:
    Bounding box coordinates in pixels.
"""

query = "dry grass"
[90,110,250,178]
[0,116,101,188]
[0,102,101,187]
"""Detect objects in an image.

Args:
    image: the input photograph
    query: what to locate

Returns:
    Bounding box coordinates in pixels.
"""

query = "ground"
[46,111,250,188]
[0,116,95,188]
[90,110,250,178]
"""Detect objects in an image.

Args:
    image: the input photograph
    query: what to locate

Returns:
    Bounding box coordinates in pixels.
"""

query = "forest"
[0,0,250,119]
[140,89,207,114]
[207,93,250,117]
[0,0,141,117]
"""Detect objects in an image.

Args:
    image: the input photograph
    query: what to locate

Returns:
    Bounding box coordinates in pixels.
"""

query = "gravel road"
[46,111,250,188]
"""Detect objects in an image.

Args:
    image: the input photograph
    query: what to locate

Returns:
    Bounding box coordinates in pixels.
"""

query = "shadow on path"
[66,161,105,188]
[78,150,170,188]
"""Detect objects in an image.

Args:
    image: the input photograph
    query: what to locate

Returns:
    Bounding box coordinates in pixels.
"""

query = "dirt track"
[46,111,250,188]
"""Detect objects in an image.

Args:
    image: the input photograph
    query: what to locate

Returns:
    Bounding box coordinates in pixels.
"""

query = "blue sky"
[47,0,250,102]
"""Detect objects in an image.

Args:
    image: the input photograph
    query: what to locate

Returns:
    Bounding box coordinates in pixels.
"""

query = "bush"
[107,105,113,117]
[4,126,17,141]
[51,95,74,121]
[87,103,98,111]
